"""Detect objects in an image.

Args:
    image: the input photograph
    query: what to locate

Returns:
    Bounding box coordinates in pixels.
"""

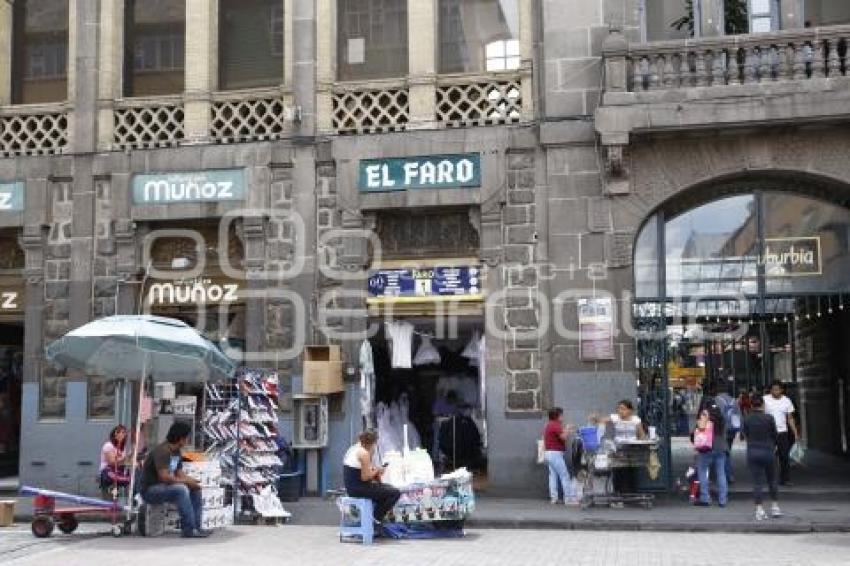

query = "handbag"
[693,420,714,453]
[536,439,545,464]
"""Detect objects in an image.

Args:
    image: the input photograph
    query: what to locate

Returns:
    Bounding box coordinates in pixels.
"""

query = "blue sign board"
[359,154,481,192]
[0,181,24,212]
[132,169,245,204]
[367,266,482,298]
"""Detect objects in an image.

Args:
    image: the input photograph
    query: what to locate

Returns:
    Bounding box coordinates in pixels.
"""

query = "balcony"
[0,103,69,158]
[596,25,850,144]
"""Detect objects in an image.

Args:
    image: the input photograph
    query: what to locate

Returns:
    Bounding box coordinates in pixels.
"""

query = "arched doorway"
[633,179,850,488]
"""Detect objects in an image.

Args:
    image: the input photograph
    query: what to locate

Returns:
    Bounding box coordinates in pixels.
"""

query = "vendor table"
[581,439,659,510]
[385,474,475,524]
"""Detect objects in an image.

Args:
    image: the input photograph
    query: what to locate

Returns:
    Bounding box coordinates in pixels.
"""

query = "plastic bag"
[790,443,806,465]
[536,439,545,464]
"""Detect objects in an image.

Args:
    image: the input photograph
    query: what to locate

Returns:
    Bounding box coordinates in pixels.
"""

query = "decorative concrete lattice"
[332,88,409,134]
[437,80,522,128]
[211,97,289,143]
[0,111,68,157]
[113,103,185,150]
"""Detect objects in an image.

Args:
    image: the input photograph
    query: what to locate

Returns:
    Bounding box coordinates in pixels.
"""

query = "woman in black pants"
[742,396,782,521]
[343,430,401,524]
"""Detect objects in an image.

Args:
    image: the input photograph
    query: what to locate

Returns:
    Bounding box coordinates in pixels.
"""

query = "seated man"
[140,422,209,538]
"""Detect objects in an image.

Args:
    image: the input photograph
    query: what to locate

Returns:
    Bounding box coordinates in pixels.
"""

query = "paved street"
[2,525,850,566]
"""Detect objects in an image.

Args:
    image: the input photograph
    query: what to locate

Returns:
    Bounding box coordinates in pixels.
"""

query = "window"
[219,0,284,90]
[337,0,408,81]
[124,0,186,97]
[39,374,67,419]
[439,0,519,74]
[643,0,692,41]
[642,0,752,40]
[749,0,778,33]
[88,377,116,420]
[12,0,69,104]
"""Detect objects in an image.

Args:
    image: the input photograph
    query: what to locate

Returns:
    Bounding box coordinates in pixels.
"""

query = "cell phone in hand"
[382,462,389,468]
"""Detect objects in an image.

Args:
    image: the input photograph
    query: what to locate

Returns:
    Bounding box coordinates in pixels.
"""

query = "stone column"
[97,0,124,151]
[293,0,316,135]
[184,0,218,144]
[69,0,99,153]
[0,2,12,105]
[316,0,335,134]
[781,0,805,29]
[698,0,724,37]
[407,0,437,129]
[519,0,535,121]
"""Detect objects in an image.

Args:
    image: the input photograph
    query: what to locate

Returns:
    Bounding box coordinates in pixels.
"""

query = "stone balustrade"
[604,25,850,93]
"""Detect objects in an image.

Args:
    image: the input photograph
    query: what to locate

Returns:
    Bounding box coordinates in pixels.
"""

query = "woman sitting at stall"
[99,425,132,496]
[343,430,401,524]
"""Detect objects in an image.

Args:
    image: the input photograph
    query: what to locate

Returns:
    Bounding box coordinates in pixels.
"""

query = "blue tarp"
[381,522,465,540]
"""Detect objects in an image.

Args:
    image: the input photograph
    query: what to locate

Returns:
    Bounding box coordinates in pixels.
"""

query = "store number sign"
[359,154,481,191]
[0,181,24,212]
[132,169,245,204]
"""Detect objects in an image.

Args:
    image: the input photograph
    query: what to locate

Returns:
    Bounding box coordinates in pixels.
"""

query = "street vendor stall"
[385,468,475,525]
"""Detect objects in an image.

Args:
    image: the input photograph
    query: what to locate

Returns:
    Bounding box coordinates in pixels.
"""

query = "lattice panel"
[113,104,185,150]
[0,112,68,157]
[437,80,522,128]
[332,88,409,134]
[211,98,289,143]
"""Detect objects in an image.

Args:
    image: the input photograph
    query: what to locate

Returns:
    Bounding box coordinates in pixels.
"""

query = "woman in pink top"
[99,425,132,494]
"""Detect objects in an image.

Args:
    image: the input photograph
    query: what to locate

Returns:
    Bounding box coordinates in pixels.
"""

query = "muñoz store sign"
[132,169,245,204]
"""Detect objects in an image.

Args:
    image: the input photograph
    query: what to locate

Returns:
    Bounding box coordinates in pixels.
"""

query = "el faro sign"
[359,154,481,192]
[132,169,245,204]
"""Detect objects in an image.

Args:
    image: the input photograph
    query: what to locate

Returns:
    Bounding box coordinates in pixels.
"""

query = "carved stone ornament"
[606,145,626,178]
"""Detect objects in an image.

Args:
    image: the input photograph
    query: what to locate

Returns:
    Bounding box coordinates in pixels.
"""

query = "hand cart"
[578,427,657,510]
[20,485,134,538]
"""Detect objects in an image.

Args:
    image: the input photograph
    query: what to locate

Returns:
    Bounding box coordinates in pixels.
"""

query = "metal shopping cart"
[578,426,656,510]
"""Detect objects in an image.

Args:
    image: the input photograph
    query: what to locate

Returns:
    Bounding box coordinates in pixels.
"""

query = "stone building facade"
[2,0,850,495]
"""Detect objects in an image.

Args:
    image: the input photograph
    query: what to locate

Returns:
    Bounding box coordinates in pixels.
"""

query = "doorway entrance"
[633,181,850,489]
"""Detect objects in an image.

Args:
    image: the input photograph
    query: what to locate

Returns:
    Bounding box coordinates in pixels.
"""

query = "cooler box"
[302,346,343,394]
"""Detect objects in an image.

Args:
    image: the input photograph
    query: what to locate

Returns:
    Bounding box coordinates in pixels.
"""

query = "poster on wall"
[578,297,615,361]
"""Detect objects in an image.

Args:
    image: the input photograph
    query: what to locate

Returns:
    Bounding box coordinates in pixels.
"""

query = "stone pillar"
[97,0,124,151]
[69,0,99,153]
[699,0,724,37]
[0,2,12,106]
[293,0,316,135]
[184,0,218,144]
[519,0,535,121]
[503,151,543,412]
[602,30,628,93]
[407,0,437,129]
[316,0,335,134]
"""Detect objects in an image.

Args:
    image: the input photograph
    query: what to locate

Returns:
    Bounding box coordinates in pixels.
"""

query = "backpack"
[716,394,742,431]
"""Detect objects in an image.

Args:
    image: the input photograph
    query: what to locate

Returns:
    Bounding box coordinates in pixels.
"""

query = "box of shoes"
[202,487,225,510]
[302,345,343,394]
[183,460,222,487]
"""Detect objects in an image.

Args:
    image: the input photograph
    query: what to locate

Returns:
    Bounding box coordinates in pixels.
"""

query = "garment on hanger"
[386,321,414,369]
[461,330,482,366]
[359,339,376,428]
[413,335,441,366]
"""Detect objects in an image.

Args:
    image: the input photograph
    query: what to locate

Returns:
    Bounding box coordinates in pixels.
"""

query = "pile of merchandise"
[204,368,291,521]
[143,459,233,536]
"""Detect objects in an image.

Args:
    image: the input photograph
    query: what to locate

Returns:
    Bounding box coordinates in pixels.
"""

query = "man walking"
[763,381,799,486]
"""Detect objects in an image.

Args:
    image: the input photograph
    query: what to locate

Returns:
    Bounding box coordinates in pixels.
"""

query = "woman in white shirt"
[595,400,645,495]
[343,430,401,523]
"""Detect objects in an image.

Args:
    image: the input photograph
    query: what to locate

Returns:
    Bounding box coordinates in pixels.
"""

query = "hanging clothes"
[386,321,414,369]
[359,339,376,429]
[413,335,441,366]
[461,330,482,367]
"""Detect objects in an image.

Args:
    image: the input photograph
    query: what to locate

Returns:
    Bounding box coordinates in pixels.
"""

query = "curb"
[466,518,850,534]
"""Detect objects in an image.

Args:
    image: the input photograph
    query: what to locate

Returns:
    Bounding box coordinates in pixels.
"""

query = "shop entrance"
[0,322,23,478]
[633,181,850,490]
[366,313,488,486]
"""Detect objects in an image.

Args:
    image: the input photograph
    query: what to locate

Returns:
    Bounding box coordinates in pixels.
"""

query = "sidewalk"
[275,493,850,534]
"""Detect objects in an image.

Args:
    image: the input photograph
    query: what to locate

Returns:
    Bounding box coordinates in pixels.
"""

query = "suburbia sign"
[358,154,481,191]
[0,181,24,212]
[147,278,240,306]
[762,237,822,277]
[132,170,245,204]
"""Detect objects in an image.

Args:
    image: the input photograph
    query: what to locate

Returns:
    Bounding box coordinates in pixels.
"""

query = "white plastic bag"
[536,439,545,464]
[790,442,806,465]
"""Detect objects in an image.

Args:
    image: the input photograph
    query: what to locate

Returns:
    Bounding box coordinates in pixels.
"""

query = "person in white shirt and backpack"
[763,381,799,486]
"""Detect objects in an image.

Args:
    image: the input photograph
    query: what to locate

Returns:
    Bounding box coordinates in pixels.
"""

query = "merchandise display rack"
[203,368,290,523]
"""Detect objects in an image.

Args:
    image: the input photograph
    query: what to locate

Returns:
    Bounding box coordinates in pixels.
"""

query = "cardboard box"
[0,501,14,527]
[303,345,343,394]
